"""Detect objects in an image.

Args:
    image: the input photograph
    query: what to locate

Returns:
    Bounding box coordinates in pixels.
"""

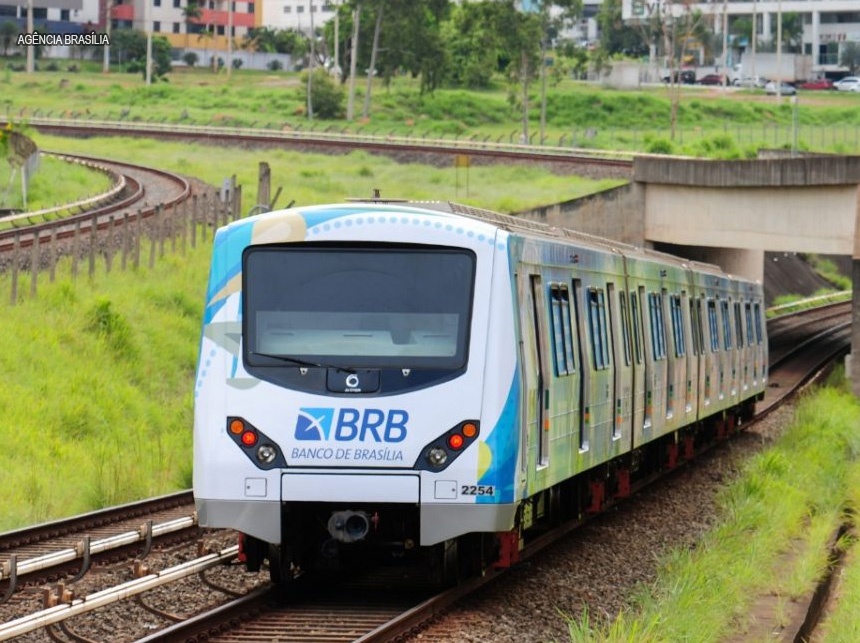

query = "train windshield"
[243,245,476,370]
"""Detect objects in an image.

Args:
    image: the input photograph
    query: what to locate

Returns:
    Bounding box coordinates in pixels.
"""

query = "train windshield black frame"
[243,244,476,370]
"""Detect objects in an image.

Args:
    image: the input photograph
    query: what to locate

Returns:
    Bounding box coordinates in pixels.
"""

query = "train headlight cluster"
[415,420,480,472]
[226,416,286,470]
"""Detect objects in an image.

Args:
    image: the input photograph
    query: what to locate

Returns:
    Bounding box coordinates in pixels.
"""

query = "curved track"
[0,153,191,254]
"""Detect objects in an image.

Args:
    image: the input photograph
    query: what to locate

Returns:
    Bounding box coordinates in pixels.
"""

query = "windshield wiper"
[249,352,355,372]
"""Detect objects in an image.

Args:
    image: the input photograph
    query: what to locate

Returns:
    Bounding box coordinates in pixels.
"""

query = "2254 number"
[461,484,495,496]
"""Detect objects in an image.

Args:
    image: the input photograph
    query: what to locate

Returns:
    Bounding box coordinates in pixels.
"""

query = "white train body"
[193,201,767,576]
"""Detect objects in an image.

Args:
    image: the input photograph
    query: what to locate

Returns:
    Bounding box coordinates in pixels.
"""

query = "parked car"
[765,81,797,96]
[662,70,696,85]
[834,77,860,92]
[799,78,834,90]
[697,73,727,86]
[733,76,767,88]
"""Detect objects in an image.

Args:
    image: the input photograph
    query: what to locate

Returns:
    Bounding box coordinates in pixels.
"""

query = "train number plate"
[460,485,495,496]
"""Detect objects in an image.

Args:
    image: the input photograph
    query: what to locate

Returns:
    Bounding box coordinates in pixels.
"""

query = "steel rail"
[0,516,196,583]
[0,546,238,641]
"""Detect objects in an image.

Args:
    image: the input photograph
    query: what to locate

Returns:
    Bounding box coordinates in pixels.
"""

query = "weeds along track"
[0,154,192,255]
[0,306,844,643]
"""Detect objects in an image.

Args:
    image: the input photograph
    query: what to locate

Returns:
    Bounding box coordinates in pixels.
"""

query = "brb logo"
[295,407,408,443]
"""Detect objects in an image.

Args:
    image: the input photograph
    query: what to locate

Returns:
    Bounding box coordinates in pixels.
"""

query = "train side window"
[550,285,575,376]
[753,302,763,344]
[630,292,643,364]
[587,288,611,370]
[648,292,667,360]
[745,303,755,346]
[734,302,744,348]
[670,294,686,357]
[690,297,704,356]
[707,299,719,352]
[720,300,732,350]
[619,291,632,366]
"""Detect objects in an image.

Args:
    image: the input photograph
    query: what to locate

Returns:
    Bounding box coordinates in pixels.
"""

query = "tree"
[841,42,860,75]
[0,20,19,57]
[596,0,652,58]
[110,29,172,79]
[301,68,345,118]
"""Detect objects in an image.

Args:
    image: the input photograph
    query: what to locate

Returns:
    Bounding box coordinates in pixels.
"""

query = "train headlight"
[256,444,277,465]
[427,446,448,467]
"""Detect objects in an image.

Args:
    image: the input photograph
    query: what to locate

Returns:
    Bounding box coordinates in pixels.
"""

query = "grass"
[4,64,860,156]
[0,155,113,217]
[34,133,624,216]
[0,254,203,529]
[565,371,860,642]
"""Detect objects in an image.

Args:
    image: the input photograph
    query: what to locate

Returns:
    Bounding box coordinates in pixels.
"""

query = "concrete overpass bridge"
[520,154,860,395]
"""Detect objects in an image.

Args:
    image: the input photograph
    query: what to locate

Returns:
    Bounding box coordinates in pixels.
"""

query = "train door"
[689,295,705,416]
[706,297,723,403]
[518,270,551,473]
[720,298,736,402]
[629,289,647,448]
[644,289,668,439]
[734,301,748,394]
[610,283,635,450]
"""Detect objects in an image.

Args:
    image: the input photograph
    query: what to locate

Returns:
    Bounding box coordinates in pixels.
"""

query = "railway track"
[0,304,846,642]
[0,117,635,177]
[0,153,192,254]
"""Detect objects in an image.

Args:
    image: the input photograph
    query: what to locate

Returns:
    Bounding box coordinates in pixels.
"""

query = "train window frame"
[744,303,755,346]
[619,290,632,366]
[648,292,667,361]
[630,292,643,364]
[720,299,733,351]
[753,302,763,344]
[670,294,686,358]
[241,243,476,393]
[707,299,719,353]
[734,301,744,348]
[587,287,611,371]
[690,297,704,356]
[550,284,576,376]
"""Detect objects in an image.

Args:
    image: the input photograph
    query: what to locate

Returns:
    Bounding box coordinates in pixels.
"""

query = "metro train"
[192,199,767,584]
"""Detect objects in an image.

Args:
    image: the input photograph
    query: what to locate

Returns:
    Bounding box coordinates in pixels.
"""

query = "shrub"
[301,68,345,119]
[182,51,199,67]
[267,59,283,71]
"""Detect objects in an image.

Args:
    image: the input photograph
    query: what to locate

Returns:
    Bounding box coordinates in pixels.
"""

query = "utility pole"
[226,0,233,77]
[25,0,33,74]
[346,4,360,120]
[103,0,112,73]
[776,0,782,98]
[307,0,314,120]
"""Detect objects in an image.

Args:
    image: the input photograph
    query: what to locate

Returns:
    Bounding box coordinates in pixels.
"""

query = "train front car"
[193,203,519,585]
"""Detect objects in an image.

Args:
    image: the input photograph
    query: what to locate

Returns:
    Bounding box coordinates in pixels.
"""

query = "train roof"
[370,199,733,279]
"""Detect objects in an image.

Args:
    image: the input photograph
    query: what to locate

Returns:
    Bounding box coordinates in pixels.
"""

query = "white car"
[765,81,797,96]
[834,77,860,92]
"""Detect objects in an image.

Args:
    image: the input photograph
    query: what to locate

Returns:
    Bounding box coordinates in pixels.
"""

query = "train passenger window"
[630,293,643,364]
[734,302,744,348]
[745,303,755,346]
[720,300,732,350]
[707,300,719,352]
[619,292,632,366]
[690,298,704,356]
[753,302,763,344]
[550,285,575,376]
[670,294,685,357]
[587,288,611,370]
[648,292,667,360]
